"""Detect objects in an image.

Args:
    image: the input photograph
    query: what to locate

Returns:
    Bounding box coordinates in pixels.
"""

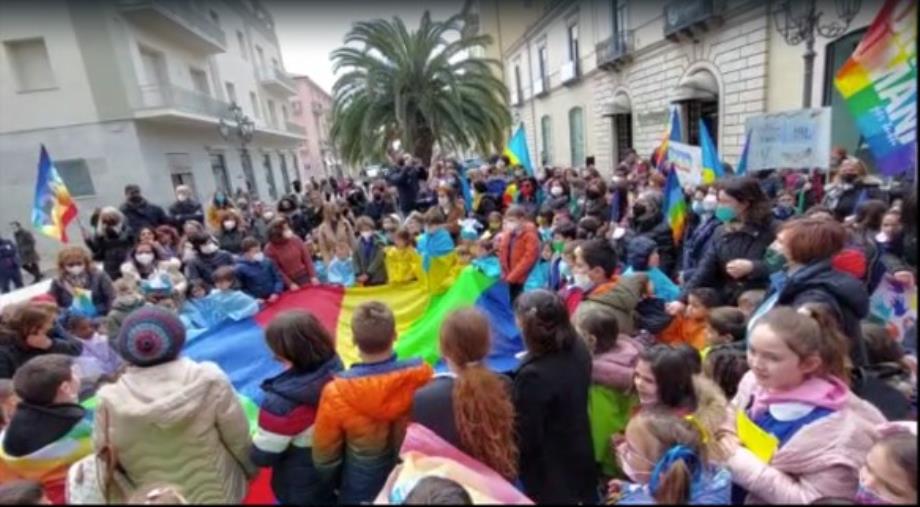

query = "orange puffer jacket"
[497,222,541,284]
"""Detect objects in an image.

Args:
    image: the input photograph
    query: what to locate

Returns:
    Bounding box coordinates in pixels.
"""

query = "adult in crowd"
[184,233,234,288]
[629,189,676,276]
[675,176,777,308]
[277,196,309,239]
[365,180,397,226]
[302,190,326,234]
[167,185,204,230]
[48,246,115,317]
[540,178,571,215]
[93,306,256,503]
[680,192,720,283]
[472,180,500,229]
[119,241,169,284]
[0,303,83,379]
[513,290,596,504]
[216,209,246,255]
[387,156,424,216]
[84,207,135,281]
[264,218,318,290]
[583,179,610,221]
[154,224,181,259]
[823,157,885,221]
[315,203,354,266]
[206,191,235,231]
[516,177,541,218]
[11,222,42,284]
[434,187,465,239]
[120,184,168,233]
[0,233,21,294]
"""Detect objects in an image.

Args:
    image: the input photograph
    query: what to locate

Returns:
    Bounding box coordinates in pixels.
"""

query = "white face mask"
[503,221,518,233]
[438,196,450,207]
[551,186,564,197]
[251,252,265,262]
[177,194,189,202]
[223,220,236,230]
[66,265,85,276]
[263,212,275,221]
[135,253,155,265]
[574,272,594,290]
[360,231,374,240]
[282,229,295,239]
[200,243,218,254]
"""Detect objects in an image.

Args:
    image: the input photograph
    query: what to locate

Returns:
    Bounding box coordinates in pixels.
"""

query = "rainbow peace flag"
[663,167,688,244]
[651,107,682,172]
[503,124,534,175]
[699,119,724,185]
[834,0,917,176]
[32,145,78,243]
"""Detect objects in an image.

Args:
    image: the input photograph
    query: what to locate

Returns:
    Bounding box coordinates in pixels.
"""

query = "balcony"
[258,66,297,96]
[663,0,724,42]
[596,30,635,71]
[560,60,580,85]
[133,83,230,124]
[117,0,227,54]
[286,121,305,136]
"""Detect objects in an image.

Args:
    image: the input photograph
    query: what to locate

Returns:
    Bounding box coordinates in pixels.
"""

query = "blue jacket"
[236,258,284,299]
[524,259,550,292]
[681,215,720,280]
[185,250,235,287]
[250,356,344,505]
[0,238,20,272]
[327,257,355,287]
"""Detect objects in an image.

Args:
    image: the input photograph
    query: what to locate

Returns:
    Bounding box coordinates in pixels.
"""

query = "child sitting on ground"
[312,302,433,504]
[703,344,749,400]
[62,313,121,399]
[209,266,259,321]
[235,237,284,303]
[624,236,680,302]
[327,241,356,287]
[385,229,422,284]
[658,288,720,350]
[702,306,747,359]
[105,277,146,339]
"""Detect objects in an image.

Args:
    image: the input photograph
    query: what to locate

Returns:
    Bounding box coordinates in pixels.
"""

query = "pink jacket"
[723,372,885,504]
[591,335,642,391]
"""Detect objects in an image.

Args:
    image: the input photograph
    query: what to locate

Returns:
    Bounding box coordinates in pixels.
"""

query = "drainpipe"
[525,35,538,167]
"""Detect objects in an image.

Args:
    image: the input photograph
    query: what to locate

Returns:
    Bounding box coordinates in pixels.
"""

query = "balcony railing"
[135,83,230,119]
[285,121,306,136]
[596,30,635,70]
[663,0,724,41]
[117,0,227,53]
[257,66,297,96]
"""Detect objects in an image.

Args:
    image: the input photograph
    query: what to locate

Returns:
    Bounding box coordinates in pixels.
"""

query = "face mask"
[200,243,218,255]
[691,200,704,215]
[551,186,563,197]
[633,203,647,218]
[855,484,890,505]
[559,259,573,280]
[503,221,518,233]
[223,220,236,230]
[438,196,450,207]
[552,240,565,254]
[360,231,374,240]
[702,196,718,213]
[875,231,890,243]
[129,194,143,204]
[764,249,787,272]
[263,212,275,221]
[715,205,738,223]
[841,173,858,184]
[251,252,265,262]
[574,272,594,291]
[177,194,189,202]
[215,194,226,203]
[135,253,155,265]
[282,229,295,239]
[66,265,85,276]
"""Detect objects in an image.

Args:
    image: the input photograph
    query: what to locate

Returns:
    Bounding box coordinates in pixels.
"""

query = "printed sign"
[668,141,703,187]
[744,107,832,171]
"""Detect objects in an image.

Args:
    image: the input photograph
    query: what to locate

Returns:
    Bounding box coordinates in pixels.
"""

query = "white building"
[0,0,305,258]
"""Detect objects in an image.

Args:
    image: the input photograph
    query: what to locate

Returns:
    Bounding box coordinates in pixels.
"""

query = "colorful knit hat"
[116,305,186,367]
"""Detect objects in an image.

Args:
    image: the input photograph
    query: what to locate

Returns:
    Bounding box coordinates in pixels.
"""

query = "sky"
[267,0,463,95]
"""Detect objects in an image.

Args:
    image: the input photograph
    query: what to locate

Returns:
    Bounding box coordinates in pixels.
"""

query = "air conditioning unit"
[561,60,579,84]
[533,77,545,96]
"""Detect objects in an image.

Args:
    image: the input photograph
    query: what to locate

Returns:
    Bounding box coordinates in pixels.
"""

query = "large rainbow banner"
[834,0,917,176]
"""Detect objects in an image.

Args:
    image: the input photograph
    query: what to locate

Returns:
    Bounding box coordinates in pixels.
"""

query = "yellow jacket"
[385,246,423,284]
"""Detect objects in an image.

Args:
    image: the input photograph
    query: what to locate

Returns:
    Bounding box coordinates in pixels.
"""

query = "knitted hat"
[116,306,185,367]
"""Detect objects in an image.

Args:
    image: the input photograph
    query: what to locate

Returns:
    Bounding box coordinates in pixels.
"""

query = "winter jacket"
[387,166,423,214]
[0,403,91,504]
[218,227,246,254]
[94,358,256,504]
[0,238,20,273]
[48,270,115,318]
[384,246,422,284]
[85,224,136,281]
[683,220,777,306]
[353,235,387,286]
[823,181,885,221]
[14,229,39,265]
[104,296,146,338]
[523,259,550,292]
[584,197,610,221]
[592,336,643,392]
[316,220,355,265]
[119,198,168,233]
[615,466,732,505]
[514,337,596,504]
[497,223,540,284]
[250,357,344,505]
[327,257,355,287]
[632,218,677,277]
[312,355,433,504]
[184,249,235,287]
[168,199,204,229]
[658,313,708,350]
[681,215,720,280]
[589,336,642,477]
[573,274,647,336]
[722,372,885,504]
[264,236,317,288]
[235,257,284,299]
[364,197,397,225]
[0,328,84,379]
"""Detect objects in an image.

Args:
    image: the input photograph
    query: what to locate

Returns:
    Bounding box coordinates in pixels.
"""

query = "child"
[703,344,749,400]
[402,477,473,505]
[702,306,747,359]
[717,306,886,504]
[856,423,917,504]
[861,322,915,411]
[235,237,284,303]
[497,206,540,304]
[385,228,423,284]
[105,277,146,338]
[607,409,731,504]
[404,212,424,239]
[0,355,92,504]
[417,208,457,294]
[0,304,82,379]
[312,302,433,504]
[140,272,179,312]
[485,211,503,237]
[327,241,356,287]
[0,379,16,431]
[658,287,720,350]
[353,216,388,286]
[547,223,577,290]
[0,480,48,505]
[454,243,473,267]
[537,210,555,242]
[184,232,235,289]
[127,484,188,505]
[471,238,500,278]
[523,242,552,293]
[160,257,188,301]
[62,313,121,398]
[250,311,344,504]
[381,213,401,245]
[577,306,640,478]
[737,289,765,320]
[209,266,259,322]
[624,235,680,302]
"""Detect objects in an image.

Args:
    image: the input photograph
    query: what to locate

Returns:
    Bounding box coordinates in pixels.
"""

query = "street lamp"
[218,102,256,195]
[772,0,861,108]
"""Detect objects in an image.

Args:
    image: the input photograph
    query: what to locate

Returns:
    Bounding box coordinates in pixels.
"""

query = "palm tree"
[330,9,511,166]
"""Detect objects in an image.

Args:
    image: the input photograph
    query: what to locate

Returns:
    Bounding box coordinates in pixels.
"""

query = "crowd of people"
[0,146,917,505]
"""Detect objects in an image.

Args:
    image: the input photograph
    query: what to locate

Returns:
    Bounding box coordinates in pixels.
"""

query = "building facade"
[0,0,305,259]
[290,74,343,180]
[480,0,884,173]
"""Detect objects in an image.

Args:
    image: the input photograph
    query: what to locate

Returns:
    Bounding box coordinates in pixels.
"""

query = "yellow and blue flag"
[736,129,750,176]
[32,144,78,243]
[699,119,724,184]
[503,124,534,176]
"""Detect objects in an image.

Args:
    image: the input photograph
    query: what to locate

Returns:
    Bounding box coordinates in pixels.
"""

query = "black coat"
[634,217,677,276]
[684,220,778,306]
[1,402,85,457]
[364,197,396,225]
[49,269,115,316]
[85,227,136,281]
[168,199,205,228]
[411,376,461,449]
[514,338,596,504]
[185,250,235,287]
[387,166,422,214]
[768,259,870,367]
[120,198,168,232]
[473,194,500,228]
[0,327,83,379]
[825,182,886,221]
[218,228,246,254]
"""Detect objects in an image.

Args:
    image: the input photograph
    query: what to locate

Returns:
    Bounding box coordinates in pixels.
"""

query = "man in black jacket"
[387,157,423,216]
[120,184,168,233]
[167,185,205,229]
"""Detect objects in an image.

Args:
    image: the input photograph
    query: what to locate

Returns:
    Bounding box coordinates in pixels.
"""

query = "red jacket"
[497,222,540,284]
[264,237,316,287]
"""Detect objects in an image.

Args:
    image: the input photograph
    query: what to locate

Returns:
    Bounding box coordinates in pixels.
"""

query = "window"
[267,99,277,127]
[55,159,95,197]
[256,45,266,71]
[190,67,209,95]
[567,23,579,65]
[292,100,302,115]
[537,45,548,83]
[237,31,247,60]
[281,105,288,123]
[263,153,278,200]
[225,82,237,104]
[685,99,718,147]
[540,115,553,165]
[613,0,628,37]
[240,149,258,196]
[250,91,261,118]
[271,57,279,71]
[513,62,523,102]
[278,152,291,193]
[209,9,219,25]
[6,38,56,91]
[569,107,585,167]
[210,152,231,193]
[613,114,633,164]
[167,153,196,197]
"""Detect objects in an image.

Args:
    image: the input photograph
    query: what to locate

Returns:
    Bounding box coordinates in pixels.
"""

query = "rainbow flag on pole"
[503,124,534,175]
[32,145,78,243]
[651,106,682,171]
[699,119,724,184]
[662,167,688,244]
[834,0,917,176]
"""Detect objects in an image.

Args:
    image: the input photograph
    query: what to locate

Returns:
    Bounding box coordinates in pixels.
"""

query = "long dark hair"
[514,290,578,356]
[639,344,697,411]
[264,310,336,371]
[721,177,772,227]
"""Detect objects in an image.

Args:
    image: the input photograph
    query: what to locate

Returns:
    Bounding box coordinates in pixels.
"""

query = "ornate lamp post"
[772,0,861,108]
[218,102,256,195]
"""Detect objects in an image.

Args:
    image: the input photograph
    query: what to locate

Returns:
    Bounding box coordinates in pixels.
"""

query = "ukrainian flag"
[503,124,534,175]
[699,119,724,184]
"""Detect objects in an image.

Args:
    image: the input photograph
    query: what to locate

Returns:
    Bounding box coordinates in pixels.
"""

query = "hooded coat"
[119,197,168,233]
[573,274,647,336]
[94,357,255,504]
[85,214,136,281]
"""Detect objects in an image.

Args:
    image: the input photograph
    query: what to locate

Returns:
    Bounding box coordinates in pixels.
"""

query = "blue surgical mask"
[691,200,704,215]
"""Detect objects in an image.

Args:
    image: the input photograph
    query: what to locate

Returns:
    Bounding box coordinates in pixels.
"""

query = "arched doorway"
[672,67,720,147]
[602,91,633,165]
